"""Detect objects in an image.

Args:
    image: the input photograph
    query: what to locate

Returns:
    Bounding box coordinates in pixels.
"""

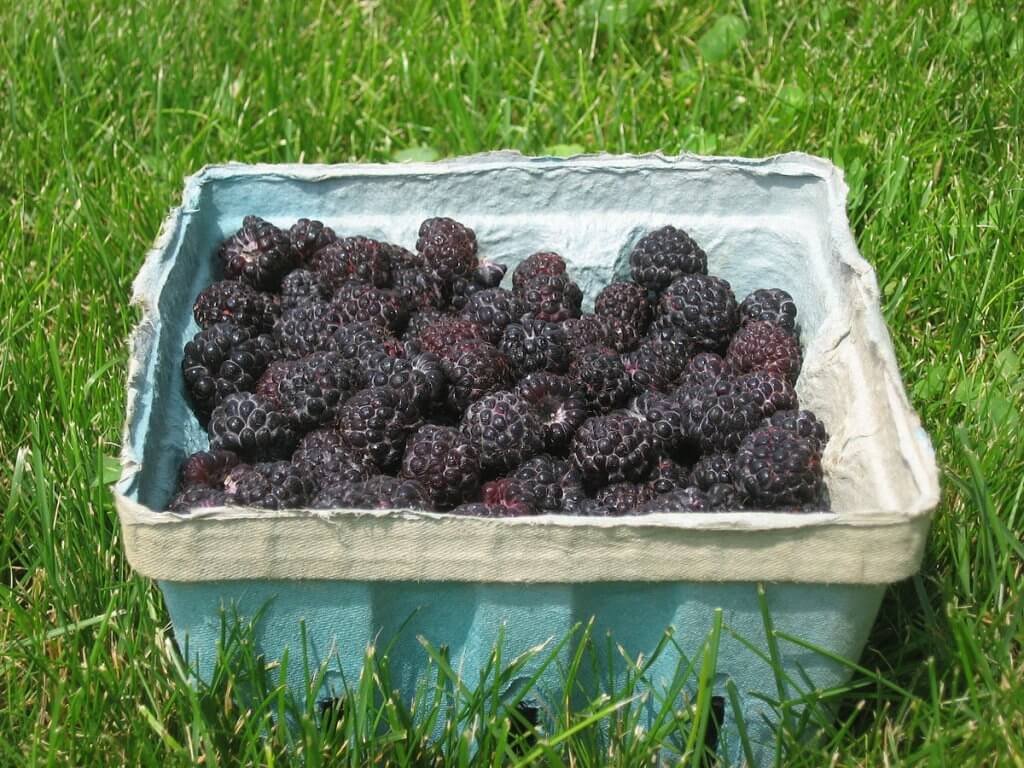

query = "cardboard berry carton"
[114,152,939,764]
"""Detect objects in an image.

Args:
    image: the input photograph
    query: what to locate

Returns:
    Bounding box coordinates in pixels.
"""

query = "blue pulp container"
[115,153,939,765]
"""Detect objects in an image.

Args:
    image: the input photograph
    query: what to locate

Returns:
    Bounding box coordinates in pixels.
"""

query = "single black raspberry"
[167,486,231,513]
[460,288,526,343]
[182,321,279,419]
[737,372,798,425]
[644,322,700,352]
[256,352,358,429]
[655,274,739,349]
[629,225,707,291]
[621,340,689,393]
[280,269,333,309]
[595,282,654,337]
[331,321,403,362]
[630,391,686,451]
[408,353,448,404]
[734,426,824,507]
[362,350,445,410]
[224,461,315,509]
[571,412,656,487]
[311,476,433,511]
[449,276,483,311]
[726,321,802,383]
[569,346,632,413]
[637,487,710,514]
[449,502,497,517]
[559,480,592,516]
[678,352,734,389]
[691,453,736,490]
[518,274,583,322]
[218,216,296,290]
[595,482,656,516]
[383,242,421,270]
[392,267,448,311]
[739,288,797,333]
[562,315,610,352]
[580,500,621,516]
[647,457,691,495]
[706,483,746,510]
[474,261,507,288]
[177,450,241,490]
[337,386,422,469]
[479,478,539,516]
[193,280,280,331]
[688,456,730,494]
[401,425,481,509]
[208,392,298,461]
[332,281,408,333]
[512,252,567,291]
[413,317,488,358]
[683,377,761,453]
[289,218,337,265]
[441,341,513,413]
[359,475,435,510]
[253,358,299,401]
[512,455,571,512]
[401,309,447,344]
[765,409,829,454]
[291,427,377,489]
[448,260,511,310]
[674,354,735,420]
[273,300,344,359]
[500,320,571,377]
[600,316,643,353]
[312,236,393,288]
[786,489,831,514]
[515,372,589,454]
[642,331,693,369]
[461,392,543,474]
[416,217,478,281]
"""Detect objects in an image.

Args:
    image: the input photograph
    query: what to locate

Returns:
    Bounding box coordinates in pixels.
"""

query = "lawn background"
[2,0,1022,765]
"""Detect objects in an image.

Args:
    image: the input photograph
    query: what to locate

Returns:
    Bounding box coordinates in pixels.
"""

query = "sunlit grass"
[1,0,1022,764]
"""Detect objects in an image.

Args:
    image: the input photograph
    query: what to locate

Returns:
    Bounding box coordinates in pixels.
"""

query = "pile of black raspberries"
[167,216,829,517]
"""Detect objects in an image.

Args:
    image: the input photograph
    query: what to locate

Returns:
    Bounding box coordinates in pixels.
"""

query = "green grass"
[2,0,1023,764]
